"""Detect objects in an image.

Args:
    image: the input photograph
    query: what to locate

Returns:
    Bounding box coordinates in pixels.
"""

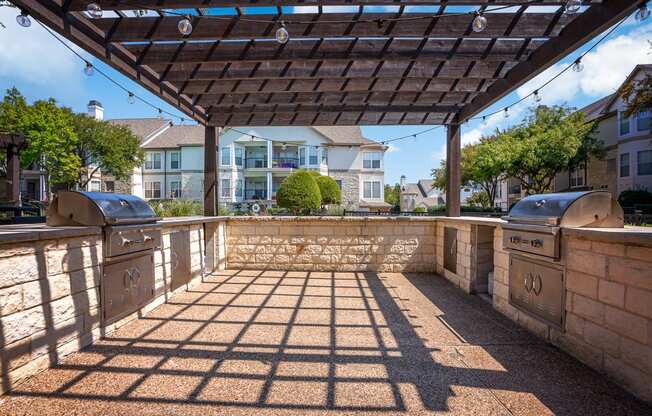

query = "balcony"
[272,157,299,169]
[244,189,267,200]
[245,157,268,169]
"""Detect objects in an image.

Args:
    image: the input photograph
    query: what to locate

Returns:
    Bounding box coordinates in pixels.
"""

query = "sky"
[0,4,651,185]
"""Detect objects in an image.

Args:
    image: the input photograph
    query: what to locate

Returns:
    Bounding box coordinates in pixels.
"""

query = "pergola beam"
[10,0,208,124]
[458,0,641,121]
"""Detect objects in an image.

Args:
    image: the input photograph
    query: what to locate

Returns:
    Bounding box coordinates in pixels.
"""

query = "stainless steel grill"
[47,191,161,323]
[502,191,623,329]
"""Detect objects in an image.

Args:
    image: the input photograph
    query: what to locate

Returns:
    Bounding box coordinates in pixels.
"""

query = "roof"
[109,118,171,143]
[142,124,205,149]
[312,126,375,145]
[401,179,444,208]
[603,64,652,113]
[578,93,616,122]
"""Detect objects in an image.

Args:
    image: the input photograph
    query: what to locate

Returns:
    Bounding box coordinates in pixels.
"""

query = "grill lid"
[47,191,159,226]
[503,191,623,228]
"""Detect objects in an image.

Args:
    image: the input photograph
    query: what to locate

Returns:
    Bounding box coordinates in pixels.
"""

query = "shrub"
[276,170,322,213]
[314,175,341,205]
[413,206,426,213]
[148,199,203,217]
[618,189,652,207]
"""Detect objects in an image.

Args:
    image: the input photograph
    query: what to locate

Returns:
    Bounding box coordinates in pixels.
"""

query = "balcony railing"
[245,158,268,169]
[272,157,299,169]
[245,189,267,200]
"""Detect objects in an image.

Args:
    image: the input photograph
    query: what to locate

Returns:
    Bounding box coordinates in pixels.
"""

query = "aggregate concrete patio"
[0,270,649,416]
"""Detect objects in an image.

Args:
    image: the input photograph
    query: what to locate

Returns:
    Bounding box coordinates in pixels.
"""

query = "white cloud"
[0,7,86,94]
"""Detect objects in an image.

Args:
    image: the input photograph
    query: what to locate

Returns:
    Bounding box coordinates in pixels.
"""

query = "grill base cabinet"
[508,254,565,329]
[103,253,156,322]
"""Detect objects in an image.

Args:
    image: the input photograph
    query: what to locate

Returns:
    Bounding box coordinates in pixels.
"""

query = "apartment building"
[91,103,390,210]
[555,64,652,197]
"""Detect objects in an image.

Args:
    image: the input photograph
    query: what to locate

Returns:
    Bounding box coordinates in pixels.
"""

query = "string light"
[16,10,31,28]
[83,61,94,76]
[158,108,163,119]
[635,4,651,22]
[127,92,135,104]
[504,108,510,119]
[275,21,289,44]
[533,90,542,103]
[572,58,584,72]
[178,16,193,36]
[86,3,103,19]
[472,12,487,33]
[565,0,582,14]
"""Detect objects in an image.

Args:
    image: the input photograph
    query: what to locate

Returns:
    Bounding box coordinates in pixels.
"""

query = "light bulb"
[84,62,94,76]
[533,90,542,103]
[281,143,287,150]
[178,16,193,35]
[635,5,650,22]
[16,11,31,28]
[275,22,289,44]
[158,109,163,119]
[128,92,135,104]
[572,59,583,73]
[504,108,509,118]
[472,13,487,33]
[565,0,581,14]
[86,3,103,19]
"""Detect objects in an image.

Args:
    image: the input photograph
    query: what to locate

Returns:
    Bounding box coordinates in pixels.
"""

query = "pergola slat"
[208,111,448,126]
[92,13,568,42]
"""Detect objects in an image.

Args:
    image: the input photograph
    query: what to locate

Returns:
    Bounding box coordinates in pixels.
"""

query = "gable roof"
[312,126,375,145]
[142,124,205,149]
[109,118,171,143]
[578,93,616,122]
[603,64,652,113]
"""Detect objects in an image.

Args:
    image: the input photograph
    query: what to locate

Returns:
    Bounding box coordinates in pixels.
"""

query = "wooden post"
[7,144,20,204]
[446,122,461,217]
[204,125,218,216]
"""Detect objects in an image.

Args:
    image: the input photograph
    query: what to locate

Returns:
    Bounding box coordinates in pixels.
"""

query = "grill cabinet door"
[509,255,564,329]
[103,253,155,322]
[170,230,192,291]
[444,227,457,274]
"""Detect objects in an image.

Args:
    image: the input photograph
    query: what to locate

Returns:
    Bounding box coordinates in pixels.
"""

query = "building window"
[235,179,243,198]
[363,152,381,169]
[221,146,231,166]
[637,110,651,132]
[638,150,652,176]
[235,147,243,167]
[170,151,181,170]
[620,153,630,177]
[299,147,306,166]
[570,165,585,188]
[335,179,343,189]
[309,147,318,165]
[169,181,181,199]
[619,113,630,136]
[221,178,231,198]
[144,181,161,199]
[363,181,381,199]
[321,148,328,164]
[145,152,161,170]
[89,180,101,192]
[104,181,115,193]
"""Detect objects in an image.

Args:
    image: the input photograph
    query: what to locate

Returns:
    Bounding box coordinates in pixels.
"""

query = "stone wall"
[226,217,436,272]
[492,226,652,402]
[328,171,360,210]
[0,232,102,395]
[0,218,227,395]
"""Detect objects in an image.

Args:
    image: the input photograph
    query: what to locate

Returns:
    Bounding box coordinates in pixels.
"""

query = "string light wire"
[24,4,634,147]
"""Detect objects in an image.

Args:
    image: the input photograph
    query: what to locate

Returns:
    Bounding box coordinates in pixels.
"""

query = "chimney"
[400,175,407,187]
[87,100,104,120]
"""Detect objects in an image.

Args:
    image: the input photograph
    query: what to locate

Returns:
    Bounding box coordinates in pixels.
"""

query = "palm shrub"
[276,170,322,214]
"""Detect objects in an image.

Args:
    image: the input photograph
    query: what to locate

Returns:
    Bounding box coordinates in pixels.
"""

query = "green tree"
[621,72,652,118]
[431,145,475,191]
[500,105,599,195]
[384,183,401,208]
[276,170,321,214]
[73,114,144,188]
[466,191,491,208]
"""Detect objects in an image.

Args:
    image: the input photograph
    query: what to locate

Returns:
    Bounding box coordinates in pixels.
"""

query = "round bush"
[276,170,322,213]
[314,175,341,205]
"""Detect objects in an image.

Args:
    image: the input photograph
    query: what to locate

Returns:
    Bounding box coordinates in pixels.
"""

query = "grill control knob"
[531,239,543,248]
[510,236,521,244]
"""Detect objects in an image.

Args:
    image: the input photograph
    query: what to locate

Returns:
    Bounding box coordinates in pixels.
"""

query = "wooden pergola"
[13,0,641,216]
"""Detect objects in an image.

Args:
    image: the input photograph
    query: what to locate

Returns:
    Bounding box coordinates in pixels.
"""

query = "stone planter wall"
[226,217,437,272]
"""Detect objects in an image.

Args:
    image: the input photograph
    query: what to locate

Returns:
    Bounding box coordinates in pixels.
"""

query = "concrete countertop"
[157,216,229,227]
[0,224,101,244]
[226,215,442,222]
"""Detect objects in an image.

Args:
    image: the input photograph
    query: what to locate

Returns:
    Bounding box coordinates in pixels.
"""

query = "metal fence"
[342,210,505,218]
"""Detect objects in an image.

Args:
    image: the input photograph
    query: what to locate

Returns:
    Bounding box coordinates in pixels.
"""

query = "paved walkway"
[1,270,649,415]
